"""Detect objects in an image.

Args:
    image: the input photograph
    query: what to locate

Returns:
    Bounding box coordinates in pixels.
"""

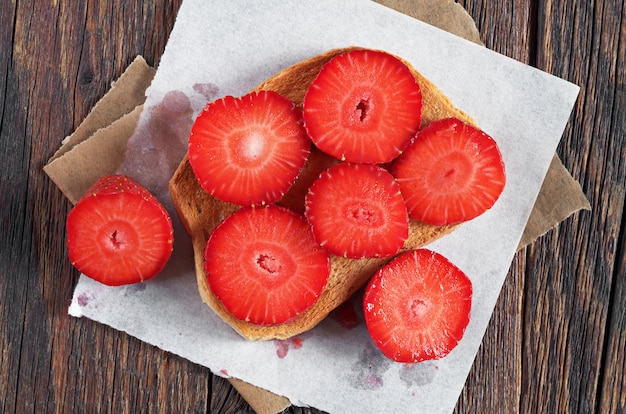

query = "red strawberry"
[305,162,409,259]
[66,175,174,286]
[204,205,330,325]
[188,90,310,206]
[363,249,472,363]
[302,49,422,164]
[393,117,506,225]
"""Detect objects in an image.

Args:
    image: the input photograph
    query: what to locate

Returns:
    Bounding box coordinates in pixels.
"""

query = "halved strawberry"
[204,205,330,325]
[188,90,310,206]
[66,175,174,286]
[393,117,506,225]
[302,49,422,164]
[305,162,409,258]
[363,249,472,363]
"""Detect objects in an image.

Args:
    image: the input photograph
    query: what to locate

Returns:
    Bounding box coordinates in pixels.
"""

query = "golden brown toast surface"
[169,47,475,340]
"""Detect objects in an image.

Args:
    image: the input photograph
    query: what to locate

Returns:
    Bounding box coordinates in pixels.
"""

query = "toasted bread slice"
[169,47,476,340]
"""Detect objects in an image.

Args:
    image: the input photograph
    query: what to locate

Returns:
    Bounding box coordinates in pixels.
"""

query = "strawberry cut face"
[303,49,422,164]
[204,205,330,325]
[188,90,310,206]
[305,162,409,259]
[393,117,506,225]
[66,175,174,286]
[363,249,472,363]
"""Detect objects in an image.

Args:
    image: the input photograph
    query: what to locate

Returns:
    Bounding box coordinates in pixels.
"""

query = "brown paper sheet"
[44,56,155,204]
[44,1,589,413]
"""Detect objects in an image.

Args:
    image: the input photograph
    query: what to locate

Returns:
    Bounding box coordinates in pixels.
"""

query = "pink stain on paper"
[273,335,306,358]
[77,292,91,307]
[399,361,439,388]
[116,84,219,200]
[193,82,220,100]
[348,345,439,391]
[349,343,392,390]
[76,290,102,309]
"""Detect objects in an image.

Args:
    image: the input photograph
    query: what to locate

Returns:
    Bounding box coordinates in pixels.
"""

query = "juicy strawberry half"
[303,49,422,164]
[363,249,472,363]
[66,175,174,286]
[305,162,409,259]
[204,205,330,325]
[393,117,506,225]
[188,90,311,206]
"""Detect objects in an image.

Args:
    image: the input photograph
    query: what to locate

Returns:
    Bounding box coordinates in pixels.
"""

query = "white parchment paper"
[69,1,580,413]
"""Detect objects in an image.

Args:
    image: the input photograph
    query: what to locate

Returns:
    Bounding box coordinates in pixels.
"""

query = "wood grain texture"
[1,0,624,413]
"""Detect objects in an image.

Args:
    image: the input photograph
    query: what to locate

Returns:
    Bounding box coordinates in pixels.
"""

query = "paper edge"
[44,104,145,204]
[47,56,155,163]
[518,154,591,249]
[229,378,292,414]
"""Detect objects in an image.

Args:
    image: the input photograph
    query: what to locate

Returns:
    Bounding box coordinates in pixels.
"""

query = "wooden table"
[1,0,624,412]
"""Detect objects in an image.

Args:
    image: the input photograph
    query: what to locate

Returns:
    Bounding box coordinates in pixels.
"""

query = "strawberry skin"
[66,175,174,286]
[204,205,330,325]
[393,117,506,225]
[363,249,472,363]
[188,90,310,206]
[303,49,422,164]
[305,162,409,259]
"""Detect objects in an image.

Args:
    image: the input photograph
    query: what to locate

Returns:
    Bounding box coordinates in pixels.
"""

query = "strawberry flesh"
[204,205,330,325]
[393,117,506,225]
[188,90,310,206]
[303,49,422,164]
[66,175,174,286]
[363,249,472,362]
[305,162,409,259]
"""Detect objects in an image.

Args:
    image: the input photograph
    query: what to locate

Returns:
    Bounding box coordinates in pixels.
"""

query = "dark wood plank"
[524,0,625,412]
[600,236,626,413]
[1,0,45,411]
[597,4,626,407]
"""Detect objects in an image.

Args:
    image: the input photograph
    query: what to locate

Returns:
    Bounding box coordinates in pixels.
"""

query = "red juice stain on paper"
[274,340,290,358]
[349,343,392,390]
[77,292,90,307]
[76,290,100,309]
[273,335,307,358]
[117,88,212,199]
[193,83,220,101]
[116,84,220,199]
[399,361,438,388]
[365,371,384,388]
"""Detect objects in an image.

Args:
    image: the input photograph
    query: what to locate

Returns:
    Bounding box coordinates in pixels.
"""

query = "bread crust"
[169,47,475,340]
